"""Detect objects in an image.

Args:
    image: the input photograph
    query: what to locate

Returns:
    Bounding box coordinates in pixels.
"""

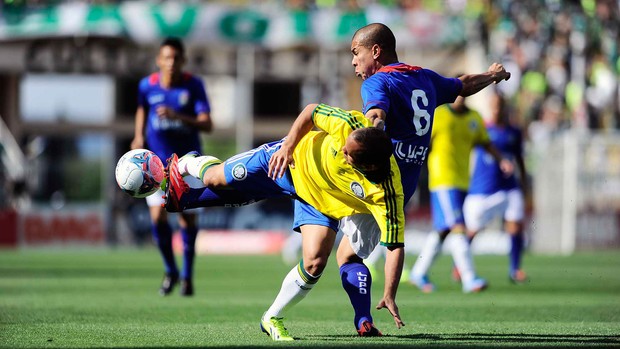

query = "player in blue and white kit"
[131,37,213,297]
[464,92,528,283]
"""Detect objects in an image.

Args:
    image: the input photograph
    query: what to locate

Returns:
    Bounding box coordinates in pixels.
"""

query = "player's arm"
[268,103,319,179]
[482,142,514,176]
[365,108,386,129]
[377,245,405,329]
[459,63,511,97]
[131,106,146,150]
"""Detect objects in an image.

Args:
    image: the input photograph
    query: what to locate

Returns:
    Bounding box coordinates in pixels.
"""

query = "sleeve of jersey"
[137,78,148,108]
[368,172,405,247]
[361,76,390,114]
[192,77,211,114]
[424,69,463,105]
[312,104,368,139]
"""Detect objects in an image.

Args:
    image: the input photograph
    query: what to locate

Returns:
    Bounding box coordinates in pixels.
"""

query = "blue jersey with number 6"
[361,63,462,202]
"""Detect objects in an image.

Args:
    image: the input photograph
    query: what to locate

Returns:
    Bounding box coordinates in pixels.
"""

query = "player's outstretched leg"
[163,154,190,212]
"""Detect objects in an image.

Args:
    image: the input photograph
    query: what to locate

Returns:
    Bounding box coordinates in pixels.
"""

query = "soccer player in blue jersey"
[463,92,528,283]
[163,103,405,340]
[131,37,213,297]
[346,22,512,292]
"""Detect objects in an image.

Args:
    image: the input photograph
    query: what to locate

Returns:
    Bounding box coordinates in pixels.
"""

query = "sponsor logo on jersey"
[178,90,189,106]
[350,182,365,198]
[148,94,165,104]
[231,163,247,181]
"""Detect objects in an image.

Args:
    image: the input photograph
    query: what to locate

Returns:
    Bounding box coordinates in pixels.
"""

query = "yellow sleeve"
[312,104,370,140]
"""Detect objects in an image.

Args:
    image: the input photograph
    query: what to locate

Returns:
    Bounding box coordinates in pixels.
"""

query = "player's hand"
[499,158,514,177]
[156,106,177,119]
[268,147,294,180]
[376,298,405,329]
[130,137,144,150]
[488,63,511,83]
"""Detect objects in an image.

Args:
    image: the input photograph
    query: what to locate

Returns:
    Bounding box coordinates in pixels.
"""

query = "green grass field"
[1,248,619,348]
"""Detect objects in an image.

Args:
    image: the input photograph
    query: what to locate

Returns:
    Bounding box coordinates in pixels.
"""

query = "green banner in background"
[0,2,464,48]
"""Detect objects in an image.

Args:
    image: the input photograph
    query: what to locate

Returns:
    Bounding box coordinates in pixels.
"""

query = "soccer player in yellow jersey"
[163,103,405,340]
[409,95,513,293]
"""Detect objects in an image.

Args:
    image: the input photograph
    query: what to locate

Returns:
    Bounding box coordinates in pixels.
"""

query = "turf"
[1,248,619,348]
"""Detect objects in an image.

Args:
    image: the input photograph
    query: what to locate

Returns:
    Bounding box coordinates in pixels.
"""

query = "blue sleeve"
[192,77,211,114]
[137,78,149,108]
[423,69,462,106]
[361,75,390,114]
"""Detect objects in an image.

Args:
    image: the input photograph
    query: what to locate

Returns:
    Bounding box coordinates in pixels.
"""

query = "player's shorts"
[146,175,204,214]
[463,189,524,232]
[339,213,381,259]
[430,188,467,231]
[223,140,338,233]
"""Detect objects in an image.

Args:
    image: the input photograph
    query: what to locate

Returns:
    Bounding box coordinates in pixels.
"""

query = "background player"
[408,94,513,293]
[131,37,213,297]
[342,23,511,292]
[463,91,528,284]
[165,103,406,340]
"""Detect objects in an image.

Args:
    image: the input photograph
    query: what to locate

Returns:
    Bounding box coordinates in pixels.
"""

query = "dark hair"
[353,23,396,55]
[350,127,393,183]
[160,37,185,57]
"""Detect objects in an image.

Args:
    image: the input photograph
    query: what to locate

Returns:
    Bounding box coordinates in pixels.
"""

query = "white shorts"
[463,189,524,232]
[145,175,205,213]
[339,213,381,259]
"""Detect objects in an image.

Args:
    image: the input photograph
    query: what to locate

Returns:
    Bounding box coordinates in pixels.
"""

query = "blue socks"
[152,222,178,276]
[181,226,198,280]
[509,233,524,274]
[340,262,373,330]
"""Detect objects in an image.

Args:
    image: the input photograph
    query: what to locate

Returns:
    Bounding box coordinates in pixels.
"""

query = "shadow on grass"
[299,332,620,348]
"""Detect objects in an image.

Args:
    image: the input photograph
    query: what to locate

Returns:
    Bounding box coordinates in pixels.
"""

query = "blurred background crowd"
[0,0,618,253]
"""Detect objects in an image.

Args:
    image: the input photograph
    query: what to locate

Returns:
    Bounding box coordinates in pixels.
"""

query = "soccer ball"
[115,149,165,198]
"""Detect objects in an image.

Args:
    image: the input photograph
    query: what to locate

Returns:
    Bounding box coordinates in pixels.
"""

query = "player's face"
[343,135,370,172]
[351,40,377,80]
[157,45,184,77]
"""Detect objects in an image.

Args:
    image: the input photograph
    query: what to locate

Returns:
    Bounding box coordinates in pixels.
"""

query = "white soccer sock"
[182,155,222,180]
[264,263,320,319]
[411,231,441,278]
[451,233,476,284]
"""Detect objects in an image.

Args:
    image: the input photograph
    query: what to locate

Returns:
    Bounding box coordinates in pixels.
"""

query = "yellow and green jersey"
[428,104,490,191]
[289,104,405,246]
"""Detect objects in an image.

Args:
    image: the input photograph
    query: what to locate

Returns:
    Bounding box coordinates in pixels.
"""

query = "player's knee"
[303,256,329,276]
[202,164,226,187]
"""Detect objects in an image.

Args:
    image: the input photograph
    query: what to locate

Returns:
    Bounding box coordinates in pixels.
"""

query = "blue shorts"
[430,188,467,231]
[223,140,337,233]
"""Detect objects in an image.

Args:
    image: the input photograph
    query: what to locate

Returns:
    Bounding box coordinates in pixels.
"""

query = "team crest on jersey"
[231,164,247,181]
[178,91,189,106]
[350,182,365,198]
[469,120,479,131]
